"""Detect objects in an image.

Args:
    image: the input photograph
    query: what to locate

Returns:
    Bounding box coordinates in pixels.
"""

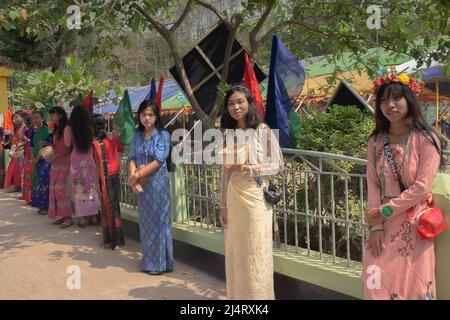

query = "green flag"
[113,90,135,146]
[288,108,301,148]
[71,93,83,107]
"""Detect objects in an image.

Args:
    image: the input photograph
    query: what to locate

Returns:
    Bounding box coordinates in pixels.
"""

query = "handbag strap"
[252,124,280,188]
[383,132,406,192]
[415,208,434,223]
[254,174,264,188]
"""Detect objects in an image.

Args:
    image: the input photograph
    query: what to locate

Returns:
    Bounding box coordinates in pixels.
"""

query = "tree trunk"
[167,37,209,122]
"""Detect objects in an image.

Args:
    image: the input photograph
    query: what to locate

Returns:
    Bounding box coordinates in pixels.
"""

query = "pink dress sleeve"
[366,136,382,209]
[379,134,441,218]
[64,126,72,148]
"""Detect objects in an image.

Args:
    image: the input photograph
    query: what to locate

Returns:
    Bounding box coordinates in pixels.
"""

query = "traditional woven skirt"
[225,172,275,300]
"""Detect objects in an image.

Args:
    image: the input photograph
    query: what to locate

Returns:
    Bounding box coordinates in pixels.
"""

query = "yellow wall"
[433,173,450,299]
[0,67,12,115]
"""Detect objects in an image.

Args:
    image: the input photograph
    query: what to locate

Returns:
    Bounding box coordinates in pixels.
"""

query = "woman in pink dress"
[64,105,100,228]
[363,73,446,300]
[48,107,73,228]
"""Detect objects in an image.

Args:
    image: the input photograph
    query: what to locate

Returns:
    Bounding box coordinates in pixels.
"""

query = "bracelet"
[369,227,384,232]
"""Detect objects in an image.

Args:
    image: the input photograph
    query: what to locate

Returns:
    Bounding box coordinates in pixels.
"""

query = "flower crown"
[372,72,421,95]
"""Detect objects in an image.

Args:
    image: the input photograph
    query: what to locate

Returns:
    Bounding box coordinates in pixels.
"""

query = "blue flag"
[145,78,157,101]
[265,35,305,148]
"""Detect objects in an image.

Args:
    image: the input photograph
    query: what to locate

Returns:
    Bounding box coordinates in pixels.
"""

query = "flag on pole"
[81,90,93,114]
[113,90,135,146]
[73,93,83,106]
[145,78,157,101]
[155,76,164,113]
[3,107,14,132]
[265,35,305,148]
[243,52,264,119]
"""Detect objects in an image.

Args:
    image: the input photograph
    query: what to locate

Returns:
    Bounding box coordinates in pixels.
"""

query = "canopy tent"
[301,48,411,96]
[395,58,441,74]
[420,66,450,97]
[395,59,450,96]
[327,79,374,114]
[396,59,450,130]
[94,79,191,114]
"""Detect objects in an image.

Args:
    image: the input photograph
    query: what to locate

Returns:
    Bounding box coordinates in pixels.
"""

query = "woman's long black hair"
[220,84,262,130]
[371,82,447,169]
[136,100,163,132]
[49,106,68,139]
[69,105,93,153]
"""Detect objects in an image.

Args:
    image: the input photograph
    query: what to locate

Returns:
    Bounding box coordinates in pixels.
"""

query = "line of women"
[1,106,126,250]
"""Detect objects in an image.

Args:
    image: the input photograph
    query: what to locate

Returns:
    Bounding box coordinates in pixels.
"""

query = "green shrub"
[297,105,375,159]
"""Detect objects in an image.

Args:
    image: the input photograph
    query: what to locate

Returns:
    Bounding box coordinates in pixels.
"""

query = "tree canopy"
[1,0,448,122]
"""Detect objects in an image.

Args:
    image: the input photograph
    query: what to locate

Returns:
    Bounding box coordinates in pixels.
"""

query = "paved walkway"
[0,189,226,300]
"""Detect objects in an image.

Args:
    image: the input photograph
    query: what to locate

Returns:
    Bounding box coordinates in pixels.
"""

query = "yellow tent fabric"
[301,70,374,96]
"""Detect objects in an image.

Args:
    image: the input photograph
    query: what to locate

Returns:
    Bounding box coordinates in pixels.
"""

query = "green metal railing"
[119,148,449,270]
[119,148,373,269]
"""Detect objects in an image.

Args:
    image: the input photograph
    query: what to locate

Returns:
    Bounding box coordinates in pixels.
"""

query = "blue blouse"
[129,129,170,168]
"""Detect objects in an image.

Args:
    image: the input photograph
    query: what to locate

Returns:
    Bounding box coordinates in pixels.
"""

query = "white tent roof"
[395,59,441,74]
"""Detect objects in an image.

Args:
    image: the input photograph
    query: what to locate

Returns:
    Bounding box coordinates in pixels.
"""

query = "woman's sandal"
[60,220,74,229]
[53,218,65,225]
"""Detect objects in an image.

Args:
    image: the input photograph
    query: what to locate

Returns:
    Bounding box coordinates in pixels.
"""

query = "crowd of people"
[0,106,126,248]
[0,100,175,275]
[0,74,447,299]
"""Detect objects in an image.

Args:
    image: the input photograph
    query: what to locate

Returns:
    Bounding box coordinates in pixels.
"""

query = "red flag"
[243,52,264,119]
[155,76,164,113]
[3,107,14,132]
[81,90,93,114]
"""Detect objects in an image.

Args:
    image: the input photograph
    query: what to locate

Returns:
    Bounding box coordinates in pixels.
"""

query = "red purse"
[415,208,448,240]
